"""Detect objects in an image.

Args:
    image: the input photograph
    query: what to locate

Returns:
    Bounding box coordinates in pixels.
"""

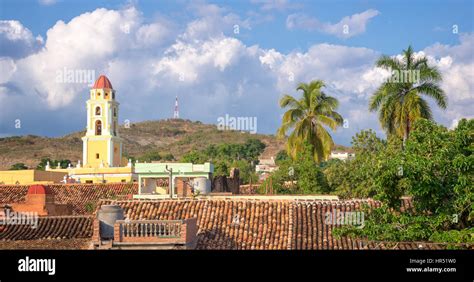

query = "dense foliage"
[261,142,329,194]
[180,139,265,184]
[9,163,28,170]
[36,158,72,170]
[323,130,386,198]
[332,119,473,245]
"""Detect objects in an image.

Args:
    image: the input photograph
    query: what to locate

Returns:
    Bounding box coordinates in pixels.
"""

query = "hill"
[0,119,286,170]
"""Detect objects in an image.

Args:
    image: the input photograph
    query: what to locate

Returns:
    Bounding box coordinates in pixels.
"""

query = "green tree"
[334,119,474,245]
[295,143,329,194]
[36,158,71,170]
[162,153,175,161]
[403,119,473,226]
[181,150,206,163]
[230,159,258,184]
[214,161,229,177]
[243,139,266,160]
[263,142,329,194]
[277,80,343,162]
[275,150,290,164]
[139,151,162,162]
[180,139,266,185]
[36,158,52,170]
[323,129,387,199]
[369,45,447,145]
[9,163,28,170]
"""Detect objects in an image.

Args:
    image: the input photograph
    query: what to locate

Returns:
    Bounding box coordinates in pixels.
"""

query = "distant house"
[256,157,279,181]
[256,157,279,173]
[329,151,355,161]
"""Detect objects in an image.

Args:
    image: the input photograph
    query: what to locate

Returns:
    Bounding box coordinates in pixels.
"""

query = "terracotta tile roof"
[98,199,291,250]
[0,186,466,250]
[289,200,443,250]
[92,74,113,89]
[0,215,93,241]
[0,185,28,203]
[95,198,459,250]
[0,238,91,249]
[0,183,137,214]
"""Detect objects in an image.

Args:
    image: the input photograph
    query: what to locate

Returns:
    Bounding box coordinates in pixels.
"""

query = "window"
[95,120,102,135]
[96,153,100,159]
[113,108,117,117]
[95,106,101,116]
[121,179,126,183]
[105,92,109,98]
[86,180,93,184]
[112,92,115,99]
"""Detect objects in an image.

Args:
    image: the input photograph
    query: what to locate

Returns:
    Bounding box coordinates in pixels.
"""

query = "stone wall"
[211,168,240,194]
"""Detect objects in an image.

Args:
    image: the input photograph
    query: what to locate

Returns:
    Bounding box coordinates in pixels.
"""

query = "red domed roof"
[28,185,51,195]
[92,75,113,89]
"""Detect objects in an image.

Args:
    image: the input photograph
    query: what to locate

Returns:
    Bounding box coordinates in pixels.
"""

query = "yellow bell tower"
[82,75,122,168]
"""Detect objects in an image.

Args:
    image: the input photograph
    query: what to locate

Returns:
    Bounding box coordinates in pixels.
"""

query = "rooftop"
[92,75,113,90]
[0,183,137,214]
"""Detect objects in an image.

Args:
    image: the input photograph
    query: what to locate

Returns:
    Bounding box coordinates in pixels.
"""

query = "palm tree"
[369,45,447,145]
[277,80,343,162]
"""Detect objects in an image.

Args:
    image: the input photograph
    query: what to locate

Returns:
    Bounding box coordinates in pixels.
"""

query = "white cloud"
[260,43,380,98]
[0,20,43,58]
[154,37,249,83]
[7,8,143,108]
[0,58,17,84]
[422,33,474,124]
[286,9,380,38]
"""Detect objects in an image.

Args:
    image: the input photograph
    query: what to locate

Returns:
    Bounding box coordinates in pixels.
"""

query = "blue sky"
[2,0,472,53]
[0,0,473,145]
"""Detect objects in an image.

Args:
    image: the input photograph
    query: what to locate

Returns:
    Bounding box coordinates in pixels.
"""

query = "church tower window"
[95,120,102,135]
[95,106,101,116]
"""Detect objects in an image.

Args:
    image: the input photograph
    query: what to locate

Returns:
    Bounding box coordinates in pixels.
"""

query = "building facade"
[83,75,123,168]
[47,75,136,183]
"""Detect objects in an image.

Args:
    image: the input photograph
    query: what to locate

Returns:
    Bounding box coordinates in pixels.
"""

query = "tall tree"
[369,45,447,145]
[277,80,343,162]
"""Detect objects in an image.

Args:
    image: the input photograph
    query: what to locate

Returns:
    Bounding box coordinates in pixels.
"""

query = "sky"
[0,0,473,146]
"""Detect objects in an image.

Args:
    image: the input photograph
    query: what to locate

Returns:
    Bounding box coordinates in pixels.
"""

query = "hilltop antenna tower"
[173,96,179,119]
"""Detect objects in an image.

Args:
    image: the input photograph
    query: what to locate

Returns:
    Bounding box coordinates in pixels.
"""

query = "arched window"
[95,120,102,135]
[113,108,117,117]
[113,121,117,136]
[95,106,101,116]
